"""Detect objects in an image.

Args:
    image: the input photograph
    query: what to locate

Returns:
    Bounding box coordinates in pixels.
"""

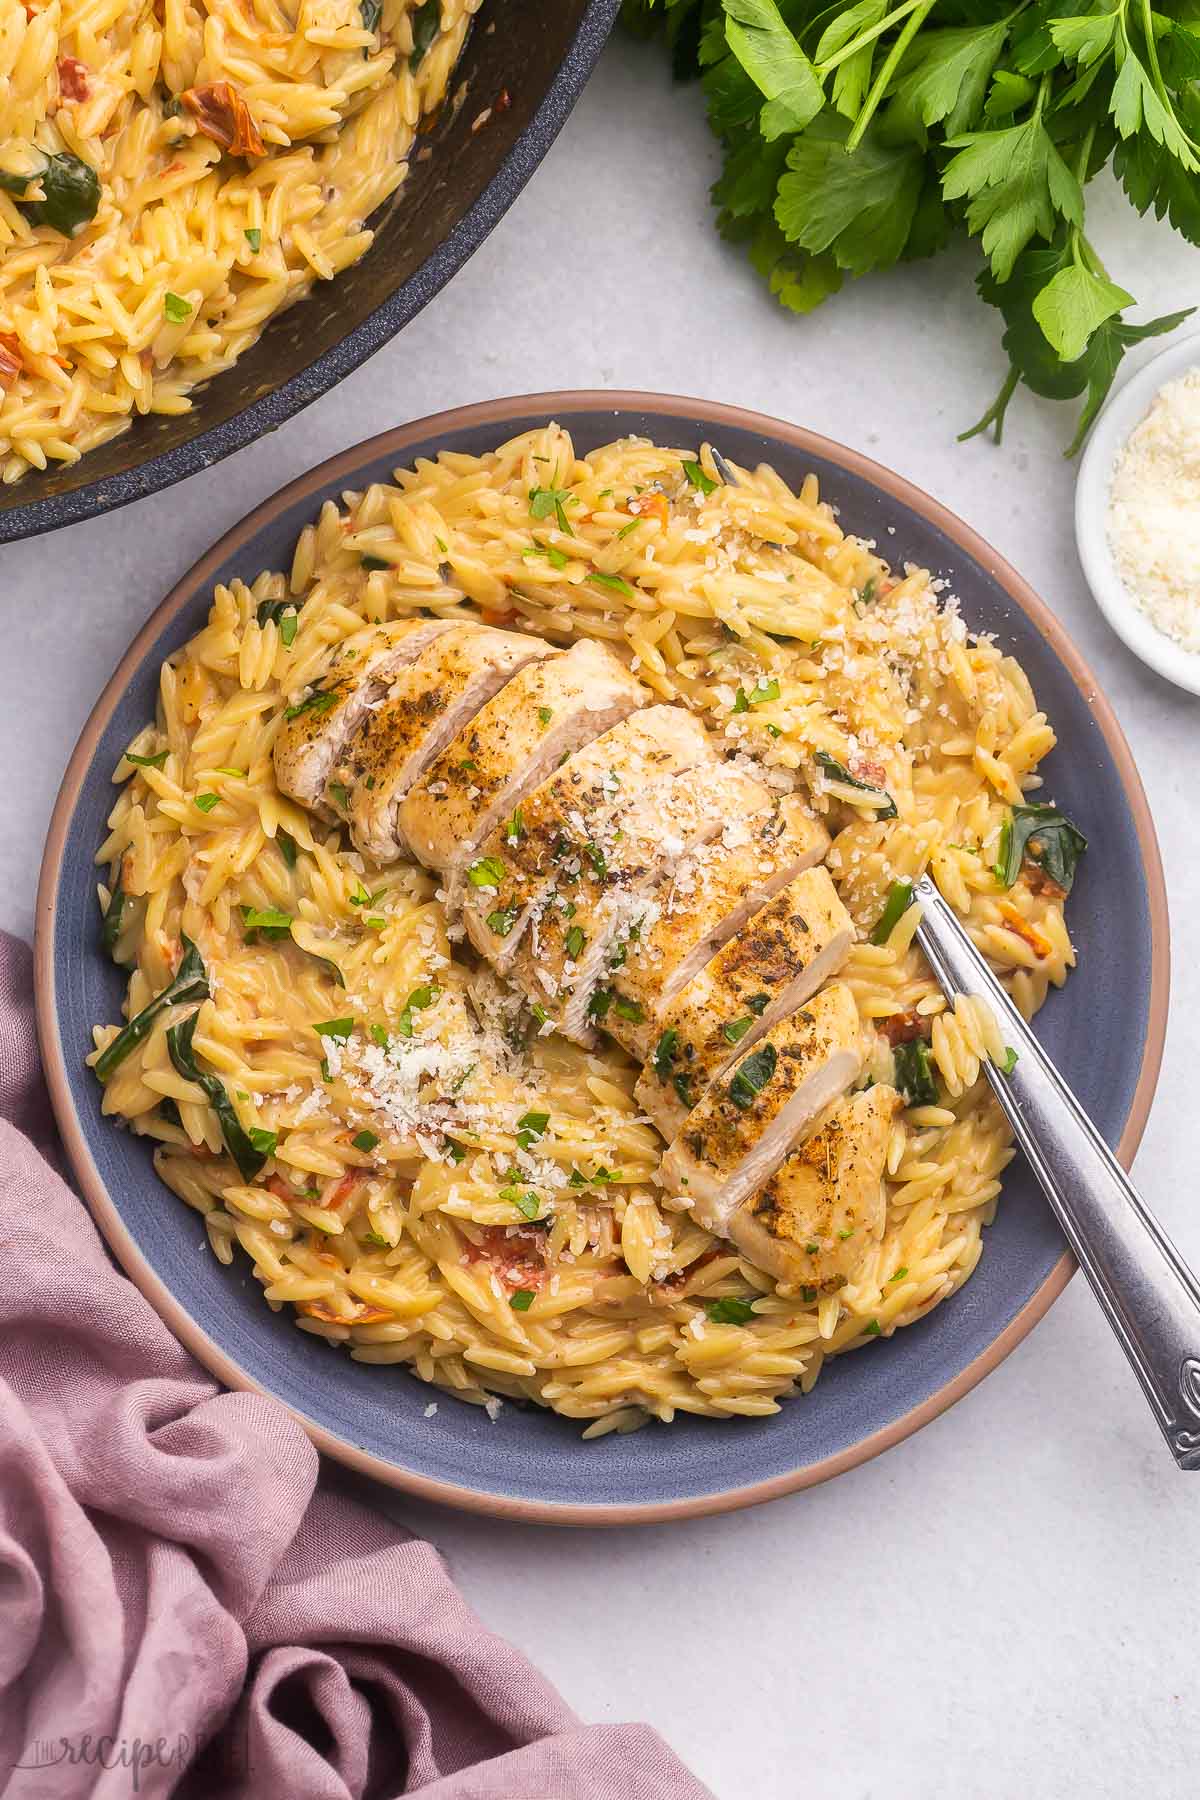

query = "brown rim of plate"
[35,390,1171,1528]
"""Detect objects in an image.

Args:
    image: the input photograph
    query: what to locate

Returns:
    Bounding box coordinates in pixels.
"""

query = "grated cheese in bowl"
[1106,368,1200,655]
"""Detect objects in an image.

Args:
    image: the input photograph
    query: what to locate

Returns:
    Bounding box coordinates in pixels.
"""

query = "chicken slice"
[658,982,864,1232]
[460,705,712,974]
[273,618,456,817]
[505,760,772,1044]
[398,638,646,892]
[629,866,855,1135]
[729,1086,900,1290]
[339,623,554,862]
[610,796,830,1027]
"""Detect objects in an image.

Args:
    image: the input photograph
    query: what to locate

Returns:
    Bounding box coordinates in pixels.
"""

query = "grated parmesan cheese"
[1107,368,1200,653]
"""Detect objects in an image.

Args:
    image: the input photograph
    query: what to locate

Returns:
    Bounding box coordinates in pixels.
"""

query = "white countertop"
[5,36,1199,1799]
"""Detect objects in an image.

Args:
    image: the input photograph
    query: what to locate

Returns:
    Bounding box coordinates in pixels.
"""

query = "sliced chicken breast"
[658,982,864,1232]
[506,760,772,1044]
[629,866,855,1134]
[273,618,456,816]
[398,638,646,890]
[460,705,712,973]
[337,624,554,862]
[610,795,830,1027]
[729,1086,900,1289]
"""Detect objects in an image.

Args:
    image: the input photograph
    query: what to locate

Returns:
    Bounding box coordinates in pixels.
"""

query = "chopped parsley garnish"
[814,750,897,820]
[435,536,448,553]
[732,688,750,714]
[614,996,644,1023]
[864,1319,882,1337]
[588,571,634,596]
[352,1129,379,1151]
[458,757,478,772]
[587,987,613,1021]
[509,1190,541,1220]
[504,808,524,843]
[284,687,337,722]
[124,748,168,770]
[584,842,607,879]
[682,458,716,495]
[564,924,586,960]
[860,577,878,606]
[723,1015,754,1045]
[838,1228,855,1241]
[746,994,769,1016]
[509,1288,536,1311]
[445,1138,467,1163]
[704,1296,756,1324]
[537,706,553,725]
[530,1002,550,1026]
[363,1230,391,1248]
[194,792,220,813]
[467,855,505,888]
[395,983,440,1038]
[672,1072,694,1109]
[240,904,293,941]
[163,291,191,323]
[516,1109,549,1147]
[486,906,519,937]
[329,781,350,811]
[244,227,261,251]
[528,485,574,536]
[870,878,915,946]
[523,540,569,570]
[312,1017,354,1042]
[652,1028,678,1077]
[1000,1046,1020,1076]
[748,678,780,705]
[728,1043,777,1110]
[891,1267,909,1282]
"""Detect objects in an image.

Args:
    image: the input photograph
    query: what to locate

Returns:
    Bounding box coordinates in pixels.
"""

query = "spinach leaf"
[870,877,914,944]
[101,873,129,962]
[167,1008,269,1182]
[994,803,1087,894]
[23,153,100,236]
[814,749,897,818]
[893,1039,938,1107]
[409,0,440,67]
[94,935,209,1081]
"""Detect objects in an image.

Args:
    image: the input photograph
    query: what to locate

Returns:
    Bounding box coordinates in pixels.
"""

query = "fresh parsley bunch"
[624,0,1199,450]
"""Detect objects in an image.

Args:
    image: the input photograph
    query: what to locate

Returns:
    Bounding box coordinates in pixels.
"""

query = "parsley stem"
[845,0,935,153]
[813,0,922,77]
[958,365,1020,446]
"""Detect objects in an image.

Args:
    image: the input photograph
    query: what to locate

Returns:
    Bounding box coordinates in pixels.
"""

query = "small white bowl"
[1076,331,1200,697]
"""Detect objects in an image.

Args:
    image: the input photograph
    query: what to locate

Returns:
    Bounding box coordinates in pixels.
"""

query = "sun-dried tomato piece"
[181,82,265,158]
[0,332,23,389]
[879,1009,929,1047]
[58,55,91,100]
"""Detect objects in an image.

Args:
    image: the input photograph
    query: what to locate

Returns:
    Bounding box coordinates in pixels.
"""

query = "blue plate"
[36,394,1170,1523]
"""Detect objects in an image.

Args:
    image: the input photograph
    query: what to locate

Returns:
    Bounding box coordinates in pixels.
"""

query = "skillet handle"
[913,874,1200,1469]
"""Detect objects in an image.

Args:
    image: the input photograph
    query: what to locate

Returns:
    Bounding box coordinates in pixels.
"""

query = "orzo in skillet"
[88,425,1084,1433]
[0,0,474,483]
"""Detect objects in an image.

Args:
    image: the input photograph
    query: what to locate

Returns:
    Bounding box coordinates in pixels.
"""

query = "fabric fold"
[0,933,710,1800]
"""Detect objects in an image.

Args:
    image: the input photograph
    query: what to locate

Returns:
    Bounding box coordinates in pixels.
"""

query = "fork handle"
[913,874,1200,1469]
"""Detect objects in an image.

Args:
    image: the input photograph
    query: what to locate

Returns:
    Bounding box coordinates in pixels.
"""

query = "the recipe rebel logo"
[7,1723,254,1790]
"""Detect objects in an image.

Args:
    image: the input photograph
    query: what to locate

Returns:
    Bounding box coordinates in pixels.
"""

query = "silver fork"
[913,873,1200,1469]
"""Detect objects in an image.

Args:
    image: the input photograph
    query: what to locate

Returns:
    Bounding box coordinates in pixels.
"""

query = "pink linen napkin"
[0,931,711,1800]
